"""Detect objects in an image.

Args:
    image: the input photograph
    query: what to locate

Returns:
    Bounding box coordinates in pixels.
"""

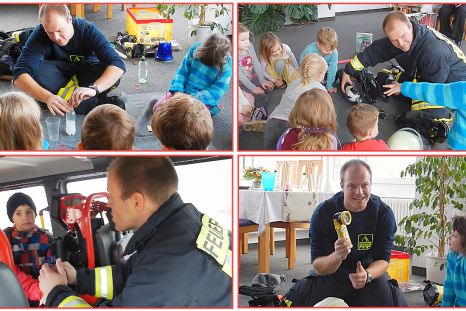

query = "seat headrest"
[0,263,29,307]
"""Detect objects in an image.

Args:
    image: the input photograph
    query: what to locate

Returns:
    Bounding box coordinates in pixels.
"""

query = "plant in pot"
[395,156,466,284]
[156,4,231,41]
[239,4,318,35]
[243,167,264,188]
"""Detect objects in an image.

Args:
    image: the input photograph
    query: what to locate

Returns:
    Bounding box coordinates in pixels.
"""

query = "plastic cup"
[260,172,276,191]
[45,117,60,141]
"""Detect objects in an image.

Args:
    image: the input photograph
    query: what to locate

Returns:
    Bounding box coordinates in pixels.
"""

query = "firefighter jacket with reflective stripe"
[344,21,466,83]
[45,193,232,307]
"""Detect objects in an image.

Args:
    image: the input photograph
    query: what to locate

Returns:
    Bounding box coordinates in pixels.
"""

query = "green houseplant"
[395,156,466,282]
[156,4,231,37]
[239,4,318,35]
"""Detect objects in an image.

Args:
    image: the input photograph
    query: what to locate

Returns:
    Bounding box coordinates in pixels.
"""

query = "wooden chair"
[70,4,114,19]
[239,219,270,273]
[269,221,310,270]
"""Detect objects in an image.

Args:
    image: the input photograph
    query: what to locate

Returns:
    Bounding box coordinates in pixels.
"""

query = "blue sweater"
[401,81,466,150]
[169,41,232,113]
[310,192,396,270]
[442,251,466,306]
[13,18,125,80]
[299,42,338,90]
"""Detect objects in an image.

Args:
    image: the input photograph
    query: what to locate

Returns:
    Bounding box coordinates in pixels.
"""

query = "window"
[240,156,417,198]
[65,161,233,231]
[66,177,108,196]
[0,186,51,232]
[176,159,232,230]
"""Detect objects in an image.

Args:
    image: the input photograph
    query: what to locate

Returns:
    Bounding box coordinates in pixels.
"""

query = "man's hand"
[69,87,97,108]
[45,95,72,116]
[383,82,402,96]
[38,258,68,300]
[349,261,367,289]
[340,72,353,93]
[334,238,352,261]
[60,261,77,285]
[261,80,274,91]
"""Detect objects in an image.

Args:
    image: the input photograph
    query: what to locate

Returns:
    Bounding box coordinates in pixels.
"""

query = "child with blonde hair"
[264,53,328,149]
[152,94,213,150]
[342,103,388,151]
[0,91,43,150]
[152,33,232,117]
[79,104,135,150]
[238,23,274,95]
[300,27,339,93]
[259,32,300,88]
[276,89,338,150]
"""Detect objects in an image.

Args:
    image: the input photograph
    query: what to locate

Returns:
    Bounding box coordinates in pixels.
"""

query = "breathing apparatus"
[423,281,443,306]
[333,211,352,242]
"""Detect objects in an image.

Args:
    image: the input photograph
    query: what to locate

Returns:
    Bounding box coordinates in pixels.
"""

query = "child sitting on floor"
[152,94,214,150]
[78,104,135,150]
[238,23,274,96]
[384,81,466,150]
[152,33,232,117]
[442,215,466,306]
[264,53,328,150]
[342,103,389,151]
[276,89,338,150]
[259,32,300,88]
[0,91,44,150]
[300,27,339,93]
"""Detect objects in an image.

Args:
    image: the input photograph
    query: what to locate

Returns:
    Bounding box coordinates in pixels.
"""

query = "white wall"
[318,4,392,18]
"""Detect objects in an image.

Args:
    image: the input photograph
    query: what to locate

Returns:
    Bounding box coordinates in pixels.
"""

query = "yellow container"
[387,250,410,283]
[126,8,173,45]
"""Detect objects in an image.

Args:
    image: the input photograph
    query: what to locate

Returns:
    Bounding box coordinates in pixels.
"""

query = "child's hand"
[253,87,265,94]
[328,87,337,94]
[274,79,284,88]
[242,104,254,116]
[383,82,401,96]
[261,81,274,91]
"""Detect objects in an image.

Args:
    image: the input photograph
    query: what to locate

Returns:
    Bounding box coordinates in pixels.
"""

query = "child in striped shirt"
[442,216,466,306]
[152,33,232,117]
[384,81,466,150]
[300,27,339,94]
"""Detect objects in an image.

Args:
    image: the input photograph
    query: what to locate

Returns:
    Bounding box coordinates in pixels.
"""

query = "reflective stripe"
[58,296,90,308]
[196,215,232,277]
[221,249,232,278]
[57,75,79,102]
[350,55,365,71]
[95,266,113,299]
[427,26,466,63]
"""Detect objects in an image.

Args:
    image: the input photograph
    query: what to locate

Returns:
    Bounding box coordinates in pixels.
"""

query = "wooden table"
[70,4,114,19]
[239,190,334,273]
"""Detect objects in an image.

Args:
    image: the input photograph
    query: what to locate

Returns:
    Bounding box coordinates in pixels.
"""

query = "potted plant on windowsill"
[243,167,264,188]
[156,4,231,41]
[395,156,466,284]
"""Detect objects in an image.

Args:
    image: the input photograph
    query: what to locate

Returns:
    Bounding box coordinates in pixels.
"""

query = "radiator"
[382,197,413,237]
